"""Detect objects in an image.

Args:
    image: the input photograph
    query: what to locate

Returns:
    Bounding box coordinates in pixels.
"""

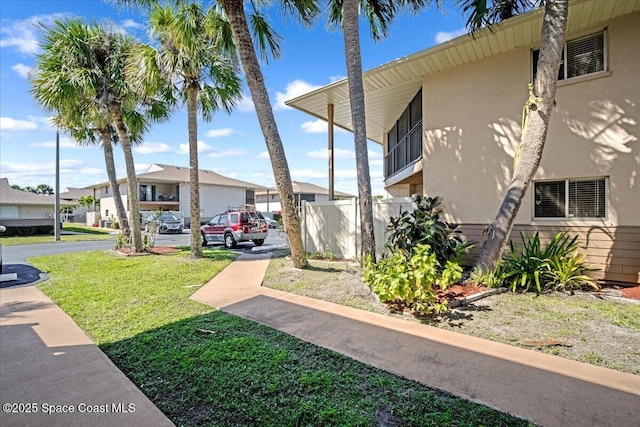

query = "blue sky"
[0,0,468,196]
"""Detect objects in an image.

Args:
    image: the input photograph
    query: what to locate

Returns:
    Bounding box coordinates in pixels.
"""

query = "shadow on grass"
[101,311,529,427]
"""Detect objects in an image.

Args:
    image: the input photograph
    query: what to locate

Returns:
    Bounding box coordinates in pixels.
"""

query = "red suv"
[201,207,268,249]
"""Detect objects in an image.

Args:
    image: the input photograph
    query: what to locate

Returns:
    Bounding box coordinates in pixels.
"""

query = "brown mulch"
[436,284,489,303]
[599,283,640,301]
[621,286,640,300]
[115,246,180,256]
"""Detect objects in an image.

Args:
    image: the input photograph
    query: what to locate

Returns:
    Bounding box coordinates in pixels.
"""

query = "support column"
[328,103,335,201]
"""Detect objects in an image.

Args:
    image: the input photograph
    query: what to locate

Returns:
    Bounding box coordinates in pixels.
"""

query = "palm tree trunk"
[109,103,144,252]
[220,0,308,269]
[187,83,203,258]
[100,130,130,235]
[342,0,376,263]
[474,0,568,272]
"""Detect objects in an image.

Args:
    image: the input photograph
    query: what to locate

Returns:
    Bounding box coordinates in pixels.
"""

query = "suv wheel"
[224,233,236,249]
[252,239,265,247]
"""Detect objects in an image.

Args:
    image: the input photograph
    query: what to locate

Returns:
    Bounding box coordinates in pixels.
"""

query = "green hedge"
[1,225,54,237]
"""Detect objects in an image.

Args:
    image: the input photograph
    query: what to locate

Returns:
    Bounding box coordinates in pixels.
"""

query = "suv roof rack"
[227,204,257,212]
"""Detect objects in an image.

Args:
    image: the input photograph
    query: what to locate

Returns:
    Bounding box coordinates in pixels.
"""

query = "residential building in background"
[85,164,266,228]
[255,181,354,213]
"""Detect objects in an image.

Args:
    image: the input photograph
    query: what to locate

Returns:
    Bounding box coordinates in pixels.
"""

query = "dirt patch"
[262,257,640,375]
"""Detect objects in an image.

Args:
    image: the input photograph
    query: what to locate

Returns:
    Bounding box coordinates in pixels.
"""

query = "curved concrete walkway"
[191,253,640,427]
[0,285,173,427]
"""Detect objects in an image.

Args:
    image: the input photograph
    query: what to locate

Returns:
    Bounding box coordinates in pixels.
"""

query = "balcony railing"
[384,121,422,178]
[139,192,179,202]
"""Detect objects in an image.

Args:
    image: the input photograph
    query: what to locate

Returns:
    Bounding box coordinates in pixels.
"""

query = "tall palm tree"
[216,0,320,269]
[48,111,131,235]
[31,19,169,252]
[117,0,315,268]
[327,0,432,263]
[138,2,242,258]
[457,0,569,271]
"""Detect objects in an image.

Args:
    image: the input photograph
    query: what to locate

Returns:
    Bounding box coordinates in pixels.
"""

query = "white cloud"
[300,119,348,134]
[306,148,355,160]
[135,142,172,154]
[0,116,38,131]
[435,28,467,44]
[80,167,104,175]
[330,75,345,83]
[177,140,213,154]
[11,63,32,78]
[208,149,248,158]
[236,93,255,113]
[370,159,384,166]
[29,136,83,148]
[275,79,321,110]
[1,159,85,185]
[256,151,269,159]
[120,19,143,29]
[205,128,234,138]
[291,169,327,179]
[0,13,70,55]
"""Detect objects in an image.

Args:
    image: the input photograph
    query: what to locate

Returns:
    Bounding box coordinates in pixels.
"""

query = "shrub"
[363,244,449,315]
[112,221,119,230]
[503,231,599,295]
[386,195,474,266]
[1,225,54,237]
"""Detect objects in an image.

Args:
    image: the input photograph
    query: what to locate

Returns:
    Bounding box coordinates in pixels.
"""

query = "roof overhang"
[285,0,640,144]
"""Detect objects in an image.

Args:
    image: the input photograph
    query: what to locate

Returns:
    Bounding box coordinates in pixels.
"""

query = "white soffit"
[285,0,640,144]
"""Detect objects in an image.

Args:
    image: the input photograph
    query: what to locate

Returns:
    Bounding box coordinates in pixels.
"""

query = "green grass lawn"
[33,249,531,426]
[0,223,114,246]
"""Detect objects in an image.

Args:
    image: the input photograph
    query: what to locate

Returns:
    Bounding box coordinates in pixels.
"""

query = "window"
[0,206,20,219]
[299,194,316,203]
[245,189,255,206]
[385,89,423,177]
[533,30,605,81]
[534,178,606,219]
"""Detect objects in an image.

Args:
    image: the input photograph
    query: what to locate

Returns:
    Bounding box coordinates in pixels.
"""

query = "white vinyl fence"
[301,197,416,260]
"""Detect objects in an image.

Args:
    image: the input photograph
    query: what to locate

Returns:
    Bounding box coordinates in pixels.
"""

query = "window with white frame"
[532,30,606,81]
[534,178,607,219]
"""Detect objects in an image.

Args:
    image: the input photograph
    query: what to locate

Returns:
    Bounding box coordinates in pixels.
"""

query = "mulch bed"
[115,246,180,256]
[436,284,489,303]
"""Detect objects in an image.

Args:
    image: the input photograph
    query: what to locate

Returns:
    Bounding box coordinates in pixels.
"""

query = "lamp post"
[54,130,61,241]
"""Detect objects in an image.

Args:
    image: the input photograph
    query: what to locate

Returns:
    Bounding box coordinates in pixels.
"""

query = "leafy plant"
[386,195,474,266]
[469,263,508,288]
[438,261,463,291]
[313,245,336,260]
[503,231,599,295]
[543,253,599,294]
[363,244,449,315]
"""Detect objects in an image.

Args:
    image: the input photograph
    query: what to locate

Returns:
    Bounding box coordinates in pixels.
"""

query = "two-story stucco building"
[287,0,640,283]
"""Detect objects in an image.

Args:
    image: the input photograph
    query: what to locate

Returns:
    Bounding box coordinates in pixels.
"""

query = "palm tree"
[458,0,569,272]
[210,0,318,269]
[49,111,131,235]
[31,22,131,235]
[116,0,314,268]
[328,0,431,263]
[139,2,242,258]
[31,19,169,252]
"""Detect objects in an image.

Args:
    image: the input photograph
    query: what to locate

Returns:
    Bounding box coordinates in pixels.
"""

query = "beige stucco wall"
[421,12,639,228]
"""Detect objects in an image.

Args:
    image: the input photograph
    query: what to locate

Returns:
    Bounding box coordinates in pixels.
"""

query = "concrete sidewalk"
[191,253,640,427]
[0,286,173,427]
